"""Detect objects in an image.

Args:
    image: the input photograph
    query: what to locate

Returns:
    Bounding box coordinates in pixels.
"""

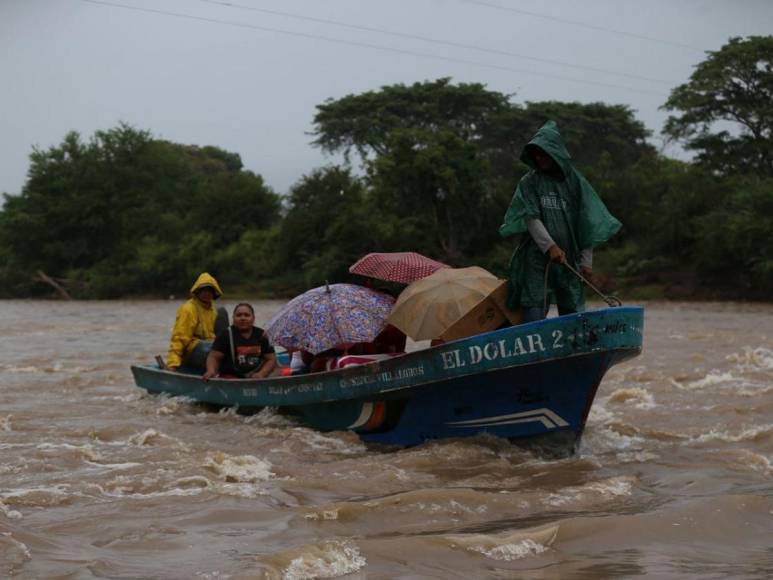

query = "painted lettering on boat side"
[602,321,628,335]
[439,316,635,371]
[440,332,551,370]
[265,381,324,396]
[339,365,425,389]
[261,365,428,396]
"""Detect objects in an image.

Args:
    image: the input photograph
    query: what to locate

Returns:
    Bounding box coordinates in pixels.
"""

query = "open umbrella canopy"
[349,252,448,285]
[265,283,395,355]
[387,267,510,342]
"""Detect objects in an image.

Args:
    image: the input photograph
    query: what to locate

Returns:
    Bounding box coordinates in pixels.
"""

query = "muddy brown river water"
[1,300,772,578]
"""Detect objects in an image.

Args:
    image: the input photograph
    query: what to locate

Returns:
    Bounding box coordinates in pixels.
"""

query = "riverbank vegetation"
[1,36,771,300]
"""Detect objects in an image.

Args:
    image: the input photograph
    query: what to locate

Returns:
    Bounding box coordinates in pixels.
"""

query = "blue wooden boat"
[131,306,643,450]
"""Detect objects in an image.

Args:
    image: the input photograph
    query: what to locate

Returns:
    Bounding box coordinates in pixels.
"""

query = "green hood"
[499,119,621,248]
[520,120,572,178]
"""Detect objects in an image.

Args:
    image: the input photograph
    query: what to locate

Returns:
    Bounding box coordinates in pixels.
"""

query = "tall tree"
[0,124,280,297]
[368,128,496,263]
[663,36,773,177]
[694,177,773,297]
[311,79,515,264]
[311,78,512,162]
[276,167,396,286]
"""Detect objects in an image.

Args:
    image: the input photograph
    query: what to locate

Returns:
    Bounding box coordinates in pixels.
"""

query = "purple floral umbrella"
[265,283,395,355]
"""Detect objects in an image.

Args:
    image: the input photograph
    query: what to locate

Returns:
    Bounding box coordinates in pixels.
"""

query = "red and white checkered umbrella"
[349,252,449,285]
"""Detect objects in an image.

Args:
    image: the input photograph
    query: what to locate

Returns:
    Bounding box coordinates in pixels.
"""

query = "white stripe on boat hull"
[446,407,569,430]
[347,402,374,429]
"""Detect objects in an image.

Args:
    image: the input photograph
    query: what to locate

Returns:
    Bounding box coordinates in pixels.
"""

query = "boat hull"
[132,307,643,448]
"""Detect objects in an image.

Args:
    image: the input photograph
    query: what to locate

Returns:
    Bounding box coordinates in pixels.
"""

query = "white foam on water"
[86,471,213,500]
[613,364,663,383]
[0,364,43,373]
[36,442,103,462]
[0,415,11,431]
[543,476,635,507]
[0,464,20,476]
[471,538,548,561]
[446,524,558,562]
[203,451,275,483]
[195,571,232,580]
[244,407,298,428]
[219,482,274,499]
[582,423,644,453]
[616,450,659,463]
[586,400,616,427]
[0,500,23,520]
[2,532,31,559]
[414,499,482,517]
[675,370,737,390]
[37,442,87,450]
[83,460,144,471]
[727,346,773,370]
[691,423,773,444]
[62,364,93,373]
[304,508,340,521]
[1,532,31,564]
[283,539,366,580]
[0,362,95,374]
[586,477,636,497]
[91,480,208,499]
[389,466,411,482]
[737,384,773,397]
[114,487,207,499]
[156,395,196,416]
[732,450,772,475]
[607,387,656,409]
[126,428,173,446]
[330,470,367,482]
[109,392,143,403]
[295,430,367,455]
[213,406,241,419]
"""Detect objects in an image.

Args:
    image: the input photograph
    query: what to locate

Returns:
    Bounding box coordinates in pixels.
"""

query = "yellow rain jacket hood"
[189,272,223,299]
[167,273,223,369]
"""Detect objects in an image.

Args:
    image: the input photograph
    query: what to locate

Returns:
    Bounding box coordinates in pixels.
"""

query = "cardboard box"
[439,281,523,342]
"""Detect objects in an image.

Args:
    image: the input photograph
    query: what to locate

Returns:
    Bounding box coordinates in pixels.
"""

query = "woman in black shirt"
[203,303,276,379]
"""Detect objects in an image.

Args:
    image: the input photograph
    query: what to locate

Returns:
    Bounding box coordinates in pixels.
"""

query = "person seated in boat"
[303,347,342,373]
[304,333,407,373]
[287,348,347,374]
[373,324,407,353]
[289,350,308,374]
[499,120,621,322]
[347,324,407,356]
[166,272,225,371]
[203,303,277,380]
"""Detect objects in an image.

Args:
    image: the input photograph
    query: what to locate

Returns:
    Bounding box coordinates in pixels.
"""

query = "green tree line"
[1,36,771,300]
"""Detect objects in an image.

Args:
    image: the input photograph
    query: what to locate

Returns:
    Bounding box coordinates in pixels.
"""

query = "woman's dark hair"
[233,302,255,316]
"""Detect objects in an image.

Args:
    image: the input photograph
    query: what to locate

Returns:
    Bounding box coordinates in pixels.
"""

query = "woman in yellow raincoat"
[166,273,224,370]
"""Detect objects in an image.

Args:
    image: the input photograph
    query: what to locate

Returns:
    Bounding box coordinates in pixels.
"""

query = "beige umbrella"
[387,266,521,342]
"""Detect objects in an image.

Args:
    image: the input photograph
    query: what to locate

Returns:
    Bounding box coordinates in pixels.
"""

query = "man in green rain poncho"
[499,120,621,322]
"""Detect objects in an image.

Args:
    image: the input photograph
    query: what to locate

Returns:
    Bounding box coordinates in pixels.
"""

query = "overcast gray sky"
[1,0,771,197]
